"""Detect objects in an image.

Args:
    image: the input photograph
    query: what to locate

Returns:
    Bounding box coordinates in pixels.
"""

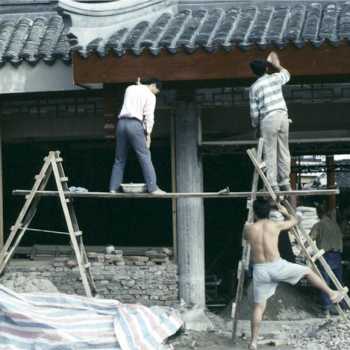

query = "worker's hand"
[278,205,289,216]
[146,134,151,149]
[267,51,280,66]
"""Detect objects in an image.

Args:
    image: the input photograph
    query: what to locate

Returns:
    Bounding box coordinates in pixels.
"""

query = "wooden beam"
[73,42,350,84]
[201,137,350,147]
[12,189,339,198]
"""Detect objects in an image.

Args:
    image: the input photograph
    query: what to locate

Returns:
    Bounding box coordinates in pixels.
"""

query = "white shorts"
[253,258,309,304]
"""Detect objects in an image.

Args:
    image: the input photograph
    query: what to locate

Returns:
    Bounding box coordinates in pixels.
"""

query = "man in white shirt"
[109,78,165,194]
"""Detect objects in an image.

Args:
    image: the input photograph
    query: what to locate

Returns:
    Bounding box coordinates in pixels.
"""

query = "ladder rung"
[60,177,68,182]
[10,224,22,231]
[34,175,42,180]
[311,249,325,262]
[84,263,91,269]
[258,161,266,170]
[75,231,82,236]
[305,245,315,255]
[335,287,349,303]
[55,157,63,162]
[65,198,70,203]
[246,199,252,209]
[26,227,70,236]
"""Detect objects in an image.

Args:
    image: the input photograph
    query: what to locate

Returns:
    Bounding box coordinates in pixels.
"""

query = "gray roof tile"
[0,13,69,64]
[1,2,350,64]
[73,2,348,58]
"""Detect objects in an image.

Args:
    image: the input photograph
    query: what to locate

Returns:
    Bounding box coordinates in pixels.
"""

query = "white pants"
[253,259,309,303]
[260,110,291,190]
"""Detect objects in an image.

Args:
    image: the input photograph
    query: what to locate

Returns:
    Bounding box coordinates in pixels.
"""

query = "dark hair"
[316,203,327,218]
[250,60,268,77]
[253,198,272,219]
[142,78,162,90]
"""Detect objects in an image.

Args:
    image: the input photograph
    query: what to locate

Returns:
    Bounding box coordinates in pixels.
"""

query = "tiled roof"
[0,13,70,65]
[72,2,350,58]
[1,2,350,64]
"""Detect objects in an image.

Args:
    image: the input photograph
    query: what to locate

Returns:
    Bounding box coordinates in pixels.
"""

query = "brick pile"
[0,248,178,306]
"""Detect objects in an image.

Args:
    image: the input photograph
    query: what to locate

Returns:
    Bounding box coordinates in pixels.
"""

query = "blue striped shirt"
[249,68,290,128]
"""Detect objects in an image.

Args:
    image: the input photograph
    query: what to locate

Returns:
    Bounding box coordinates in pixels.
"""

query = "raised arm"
[276,205,298,231]
[267,51,290,84]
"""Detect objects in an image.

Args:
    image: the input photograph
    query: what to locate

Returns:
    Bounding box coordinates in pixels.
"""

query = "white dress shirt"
[119,84,156,135]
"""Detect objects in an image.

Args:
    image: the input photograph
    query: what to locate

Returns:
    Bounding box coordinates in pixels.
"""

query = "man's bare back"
[245,205,298,264]
[246,198,345,350]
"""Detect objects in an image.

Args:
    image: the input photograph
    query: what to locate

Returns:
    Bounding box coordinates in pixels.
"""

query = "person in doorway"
[249,52,291,193]
[109,78,166,194]
[244,197,344,350]
[310,203,344,316]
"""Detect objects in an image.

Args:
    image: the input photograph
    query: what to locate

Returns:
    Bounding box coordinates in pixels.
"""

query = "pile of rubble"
[1,247,178,305]
[289,318,350,349]
[1,273,58,293]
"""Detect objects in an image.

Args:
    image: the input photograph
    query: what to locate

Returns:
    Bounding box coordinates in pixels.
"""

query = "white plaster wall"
[0,62,83,94]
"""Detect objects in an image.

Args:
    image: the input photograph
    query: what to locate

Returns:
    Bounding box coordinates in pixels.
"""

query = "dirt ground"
[171,330,294,349]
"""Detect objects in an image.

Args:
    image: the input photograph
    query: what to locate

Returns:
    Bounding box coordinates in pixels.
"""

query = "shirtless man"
[244,197,344,350]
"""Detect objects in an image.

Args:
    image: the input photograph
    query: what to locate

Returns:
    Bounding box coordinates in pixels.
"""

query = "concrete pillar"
[175,95,205,307]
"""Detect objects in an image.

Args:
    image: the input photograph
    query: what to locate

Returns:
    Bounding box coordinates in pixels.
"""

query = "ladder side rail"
[295,219,350,307]
[80,244,97,291]
[232,138,264,343]
[11,157,52,230]
[248,150,349,319]
[50,153,93,297]
[54,154,96,293]
[0,159,53,269]
[292,227,347,319]
[284,201,350,308]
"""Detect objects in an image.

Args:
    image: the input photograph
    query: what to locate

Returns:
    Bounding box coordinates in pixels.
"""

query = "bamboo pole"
[13,189,339,199]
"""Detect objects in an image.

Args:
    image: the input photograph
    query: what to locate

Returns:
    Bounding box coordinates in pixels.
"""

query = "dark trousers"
[318,251,343,310]
[109,118,157,192]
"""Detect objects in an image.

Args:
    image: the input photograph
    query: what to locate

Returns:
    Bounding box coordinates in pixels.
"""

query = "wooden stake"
[170,111,177,261]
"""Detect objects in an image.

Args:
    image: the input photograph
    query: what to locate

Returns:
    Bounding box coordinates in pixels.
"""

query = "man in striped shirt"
[249,52,291,192]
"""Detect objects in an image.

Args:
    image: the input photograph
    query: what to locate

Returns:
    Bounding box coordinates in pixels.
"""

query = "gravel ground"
[169,330,294,349]
[168,315,350,350]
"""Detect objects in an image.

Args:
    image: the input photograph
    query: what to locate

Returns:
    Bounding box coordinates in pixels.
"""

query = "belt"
[119,116,141,122]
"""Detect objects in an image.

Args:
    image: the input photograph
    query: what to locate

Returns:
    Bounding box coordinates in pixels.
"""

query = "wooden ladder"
[0,151,96,297]
[232,138,264,342]
[246,146,350,321]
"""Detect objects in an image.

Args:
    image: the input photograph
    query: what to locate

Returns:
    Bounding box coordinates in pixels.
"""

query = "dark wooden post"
[290,157,298,207]
[175,90,206,307]
[326,156,336,212]
[103,83,123,140]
